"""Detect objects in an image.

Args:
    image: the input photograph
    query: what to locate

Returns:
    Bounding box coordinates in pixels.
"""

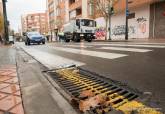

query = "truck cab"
[63,18,96,42]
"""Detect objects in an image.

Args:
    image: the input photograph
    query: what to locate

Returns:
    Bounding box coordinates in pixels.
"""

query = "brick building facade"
[21,13,48,35]
[47,0,165,40]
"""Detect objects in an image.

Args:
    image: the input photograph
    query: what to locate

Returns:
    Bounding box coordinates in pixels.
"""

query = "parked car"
[9,36,14,44]
[25,32,45,45]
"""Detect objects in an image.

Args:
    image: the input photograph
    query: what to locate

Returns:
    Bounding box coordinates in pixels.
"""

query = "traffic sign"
[126,9,129,16]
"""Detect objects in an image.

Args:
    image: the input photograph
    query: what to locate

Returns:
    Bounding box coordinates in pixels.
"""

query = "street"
[1,0,165,114]
[16,41,165,112]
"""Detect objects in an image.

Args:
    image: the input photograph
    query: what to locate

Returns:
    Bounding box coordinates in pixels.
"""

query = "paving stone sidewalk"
[0,45,24,114]
[0,65,24,114]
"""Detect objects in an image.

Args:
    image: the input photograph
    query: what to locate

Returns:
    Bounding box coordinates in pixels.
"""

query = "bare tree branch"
[94,0,119,19]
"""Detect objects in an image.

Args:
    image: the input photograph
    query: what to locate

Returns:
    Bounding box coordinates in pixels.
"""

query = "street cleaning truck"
[63,18,96,42]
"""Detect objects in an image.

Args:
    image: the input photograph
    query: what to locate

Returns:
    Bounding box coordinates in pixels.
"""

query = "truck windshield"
[81,19,95,27]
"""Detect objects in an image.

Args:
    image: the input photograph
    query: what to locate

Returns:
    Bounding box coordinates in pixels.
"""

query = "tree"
[94,0,119,40]
[0,13,4,33]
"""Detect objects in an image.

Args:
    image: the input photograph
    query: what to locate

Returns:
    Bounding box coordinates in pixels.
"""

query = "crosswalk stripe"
[133,43,165,45]
[88,43,165,48]
[100,47,152,52]
[64,45,92,48]
[49,46,128,59]
[22,47,85,69]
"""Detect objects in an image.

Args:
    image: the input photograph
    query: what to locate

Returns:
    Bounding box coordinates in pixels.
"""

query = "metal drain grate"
[47,66,162,114]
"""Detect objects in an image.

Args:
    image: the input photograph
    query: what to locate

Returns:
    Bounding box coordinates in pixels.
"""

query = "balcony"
[48,0,53,4]
[69,0,82,11]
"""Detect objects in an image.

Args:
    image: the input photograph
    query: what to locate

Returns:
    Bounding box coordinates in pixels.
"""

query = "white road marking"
[49,46,128,59]
[100,47,152,53]
[133,43,165,45]
[64,45,92,48]
[87,43,165,48]
[21,47,85,69]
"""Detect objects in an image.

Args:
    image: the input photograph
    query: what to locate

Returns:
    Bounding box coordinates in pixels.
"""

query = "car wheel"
[42,41,45,44]
[27,40,30,45]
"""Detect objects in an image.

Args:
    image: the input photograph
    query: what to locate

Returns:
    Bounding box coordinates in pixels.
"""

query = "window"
[76,19,80,26]
[69,0,75,5]
[49,11,54,18]
[76,8,82,16]
[81,19,95,27]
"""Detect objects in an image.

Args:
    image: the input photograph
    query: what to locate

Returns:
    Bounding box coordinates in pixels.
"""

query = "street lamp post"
[107,1,113,41]
[125,0,129,40]
[108,4,112,40]
[2,0,9,44]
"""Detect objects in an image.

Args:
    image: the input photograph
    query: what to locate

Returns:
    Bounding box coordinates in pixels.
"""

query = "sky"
[6,0,46,32]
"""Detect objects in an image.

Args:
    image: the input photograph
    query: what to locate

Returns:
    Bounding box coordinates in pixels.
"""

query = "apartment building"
[21,15,27,33]
[47,0,55,36]
[21,13,48,34]
[47,0,69,40]
[93,0,165,39]
[68,0,97,19]
[47,0,165,40]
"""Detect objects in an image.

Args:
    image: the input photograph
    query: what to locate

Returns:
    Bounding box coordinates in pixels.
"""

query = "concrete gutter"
[16,47,78,114]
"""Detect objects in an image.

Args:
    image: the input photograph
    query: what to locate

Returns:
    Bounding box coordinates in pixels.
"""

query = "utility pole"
[108,2,112,40]
[108,0,114,41]
[2,0,9,44]
[125,0,129,40]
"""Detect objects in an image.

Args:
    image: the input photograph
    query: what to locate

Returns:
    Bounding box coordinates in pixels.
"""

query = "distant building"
[21,15,27,33]
[21,13,48,35]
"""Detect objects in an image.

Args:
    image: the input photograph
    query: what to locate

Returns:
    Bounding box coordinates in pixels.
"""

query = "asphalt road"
[17,41,165,112]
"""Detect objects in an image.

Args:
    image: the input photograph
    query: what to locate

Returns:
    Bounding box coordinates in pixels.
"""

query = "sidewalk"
[0,65,24,114]
[0,44,77,114]
[0,46,24,114]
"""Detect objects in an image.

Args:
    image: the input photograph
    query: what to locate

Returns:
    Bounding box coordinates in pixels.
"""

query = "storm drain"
[47,66,162,114]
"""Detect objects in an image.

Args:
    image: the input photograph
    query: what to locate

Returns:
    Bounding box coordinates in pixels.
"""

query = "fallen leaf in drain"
[79,95,106,112]
[79,90,95,98]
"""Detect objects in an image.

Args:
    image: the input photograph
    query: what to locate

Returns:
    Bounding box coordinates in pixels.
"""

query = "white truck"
[63,18,96,42]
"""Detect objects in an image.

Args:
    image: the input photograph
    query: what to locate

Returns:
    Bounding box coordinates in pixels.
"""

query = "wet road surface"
[17,42,165,112]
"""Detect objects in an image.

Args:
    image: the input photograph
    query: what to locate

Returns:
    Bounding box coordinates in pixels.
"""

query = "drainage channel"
[47,66,162,114]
